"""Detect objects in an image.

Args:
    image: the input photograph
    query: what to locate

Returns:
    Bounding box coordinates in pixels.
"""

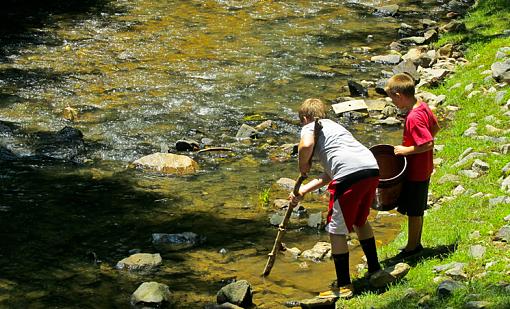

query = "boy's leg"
[353,222,381,273]
[329,233,351,287]
[405,216,423,251]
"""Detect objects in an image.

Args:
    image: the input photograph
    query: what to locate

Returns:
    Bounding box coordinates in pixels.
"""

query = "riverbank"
[339,1,510,308]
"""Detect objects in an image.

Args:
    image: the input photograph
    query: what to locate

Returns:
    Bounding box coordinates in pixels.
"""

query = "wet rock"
[494,225,510,242]
[116,253,162,271]
[376,4,399,16]
[376,117,401,125]
[175,139,199,151]
[216,280,253,308]
[0,146,17,161]
[34,126,86,161]
[298,297,336,308]
[255,120,274,131]
[464,301,491,309]
[468,245,486,259]
[206,302,244,309]
[393,60,420,82]
[302,242,331,262]
[381,104,398,118]
[437,279,463,298]
[130,281,171,307]
[400,36,427,45]
[235,124,259,139]
[132,153,198,175]
[307,212,323,228]
[371,54,402,65]
[152,232,205,250]
[347,80,368,97]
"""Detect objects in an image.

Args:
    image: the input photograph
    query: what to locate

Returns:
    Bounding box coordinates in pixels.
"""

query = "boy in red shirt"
[385,73,440,258]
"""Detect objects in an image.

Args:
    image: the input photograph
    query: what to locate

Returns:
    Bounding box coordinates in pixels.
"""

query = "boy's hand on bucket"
[394,145,409,156]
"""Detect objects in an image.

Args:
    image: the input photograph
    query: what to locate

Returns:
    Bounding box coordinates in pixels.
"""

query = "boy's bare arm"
[394,141,434,156]
[298,133,314,175]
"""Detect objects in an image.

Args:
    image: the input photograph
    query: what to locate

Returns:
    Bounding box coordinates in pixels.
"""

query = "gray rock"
[491,59,510,82]
[276,178,296,191]
[504,214,510,222]
[437,280,463,298]
[464,301,491,309]
[217,280,253,307]
[458,170,480,179]
[488,196,510,206]
[376,4,399,16]
[502,162,510,175]
[494,225,510,242]
[468,245,486,259]
[501,175,510,193]
[452,185,466,196]
[496,91,507,104]
[299,297,336,308]
[459,147,474,160]
[130,282,171,307]
[453,152,487,168]
[400,36,427,45]
[472,159,490,174]
[371,54,402,65]
[302,242,331,262]
[497,142,510,153]
[116,253,162,271]
[235,124,259,139]
[438,174,461,185]
[377,117,401,125]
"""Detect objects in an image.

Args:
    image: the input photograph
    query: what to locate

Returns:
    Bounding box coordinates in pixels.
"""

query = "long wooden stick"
[262,118,322,277]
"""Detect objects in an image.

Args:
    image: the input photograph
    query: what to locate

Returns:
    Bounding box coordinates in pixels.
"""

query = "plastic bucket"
[369,144,407,211]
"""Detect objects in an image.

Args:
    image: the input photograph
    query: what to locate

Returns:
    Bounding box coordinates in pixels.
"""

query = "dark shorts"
[397,179,430,217]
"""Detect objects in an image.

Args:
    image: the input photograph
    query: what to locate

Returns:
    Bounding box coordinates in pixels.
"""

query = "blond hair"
[385,73,415,97]
[298,98,326,121]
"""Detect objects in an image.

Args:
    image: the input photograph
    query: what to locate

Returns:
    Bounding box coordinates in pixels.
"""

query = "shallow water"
[0,0,442,307]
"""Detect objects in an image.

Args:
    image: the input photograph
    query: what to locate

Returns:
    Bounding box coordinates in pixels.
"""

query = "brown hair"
[298,98,326,121]
[385,73,415,97]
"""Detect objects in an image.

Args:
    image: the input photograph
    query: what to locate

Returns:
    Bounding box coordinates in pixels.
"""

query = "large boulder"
[133,153,198,175]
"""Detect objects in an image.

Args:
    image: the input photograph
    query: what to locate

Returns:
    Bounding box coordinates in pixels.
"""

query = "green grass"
[340,1,510,307]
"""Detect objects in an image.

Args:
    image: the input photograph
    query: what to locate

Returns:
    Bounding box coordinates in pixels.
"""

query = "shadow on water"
[0,0,123,61]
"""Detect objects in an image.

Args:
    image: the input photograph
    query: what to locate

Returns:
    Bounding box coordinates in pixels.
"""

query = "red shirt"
[403,102,438,181]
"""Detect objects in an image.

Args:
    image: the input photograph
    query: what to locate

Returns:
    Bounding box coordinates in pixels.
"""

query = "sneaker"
[318,284,354,299]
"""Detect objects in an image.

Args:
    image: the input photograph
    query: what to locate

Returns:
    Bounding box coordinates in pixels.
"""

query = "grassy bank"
[341,1,510,308]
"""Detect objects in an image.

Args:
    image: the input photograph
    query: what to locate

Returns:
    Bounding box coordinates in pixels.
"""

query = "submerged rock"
[152,232,205,250]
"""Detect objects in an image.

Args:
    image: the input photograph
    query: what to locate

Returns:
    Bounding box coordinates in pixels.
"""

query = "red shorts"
[326,176,379,234]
